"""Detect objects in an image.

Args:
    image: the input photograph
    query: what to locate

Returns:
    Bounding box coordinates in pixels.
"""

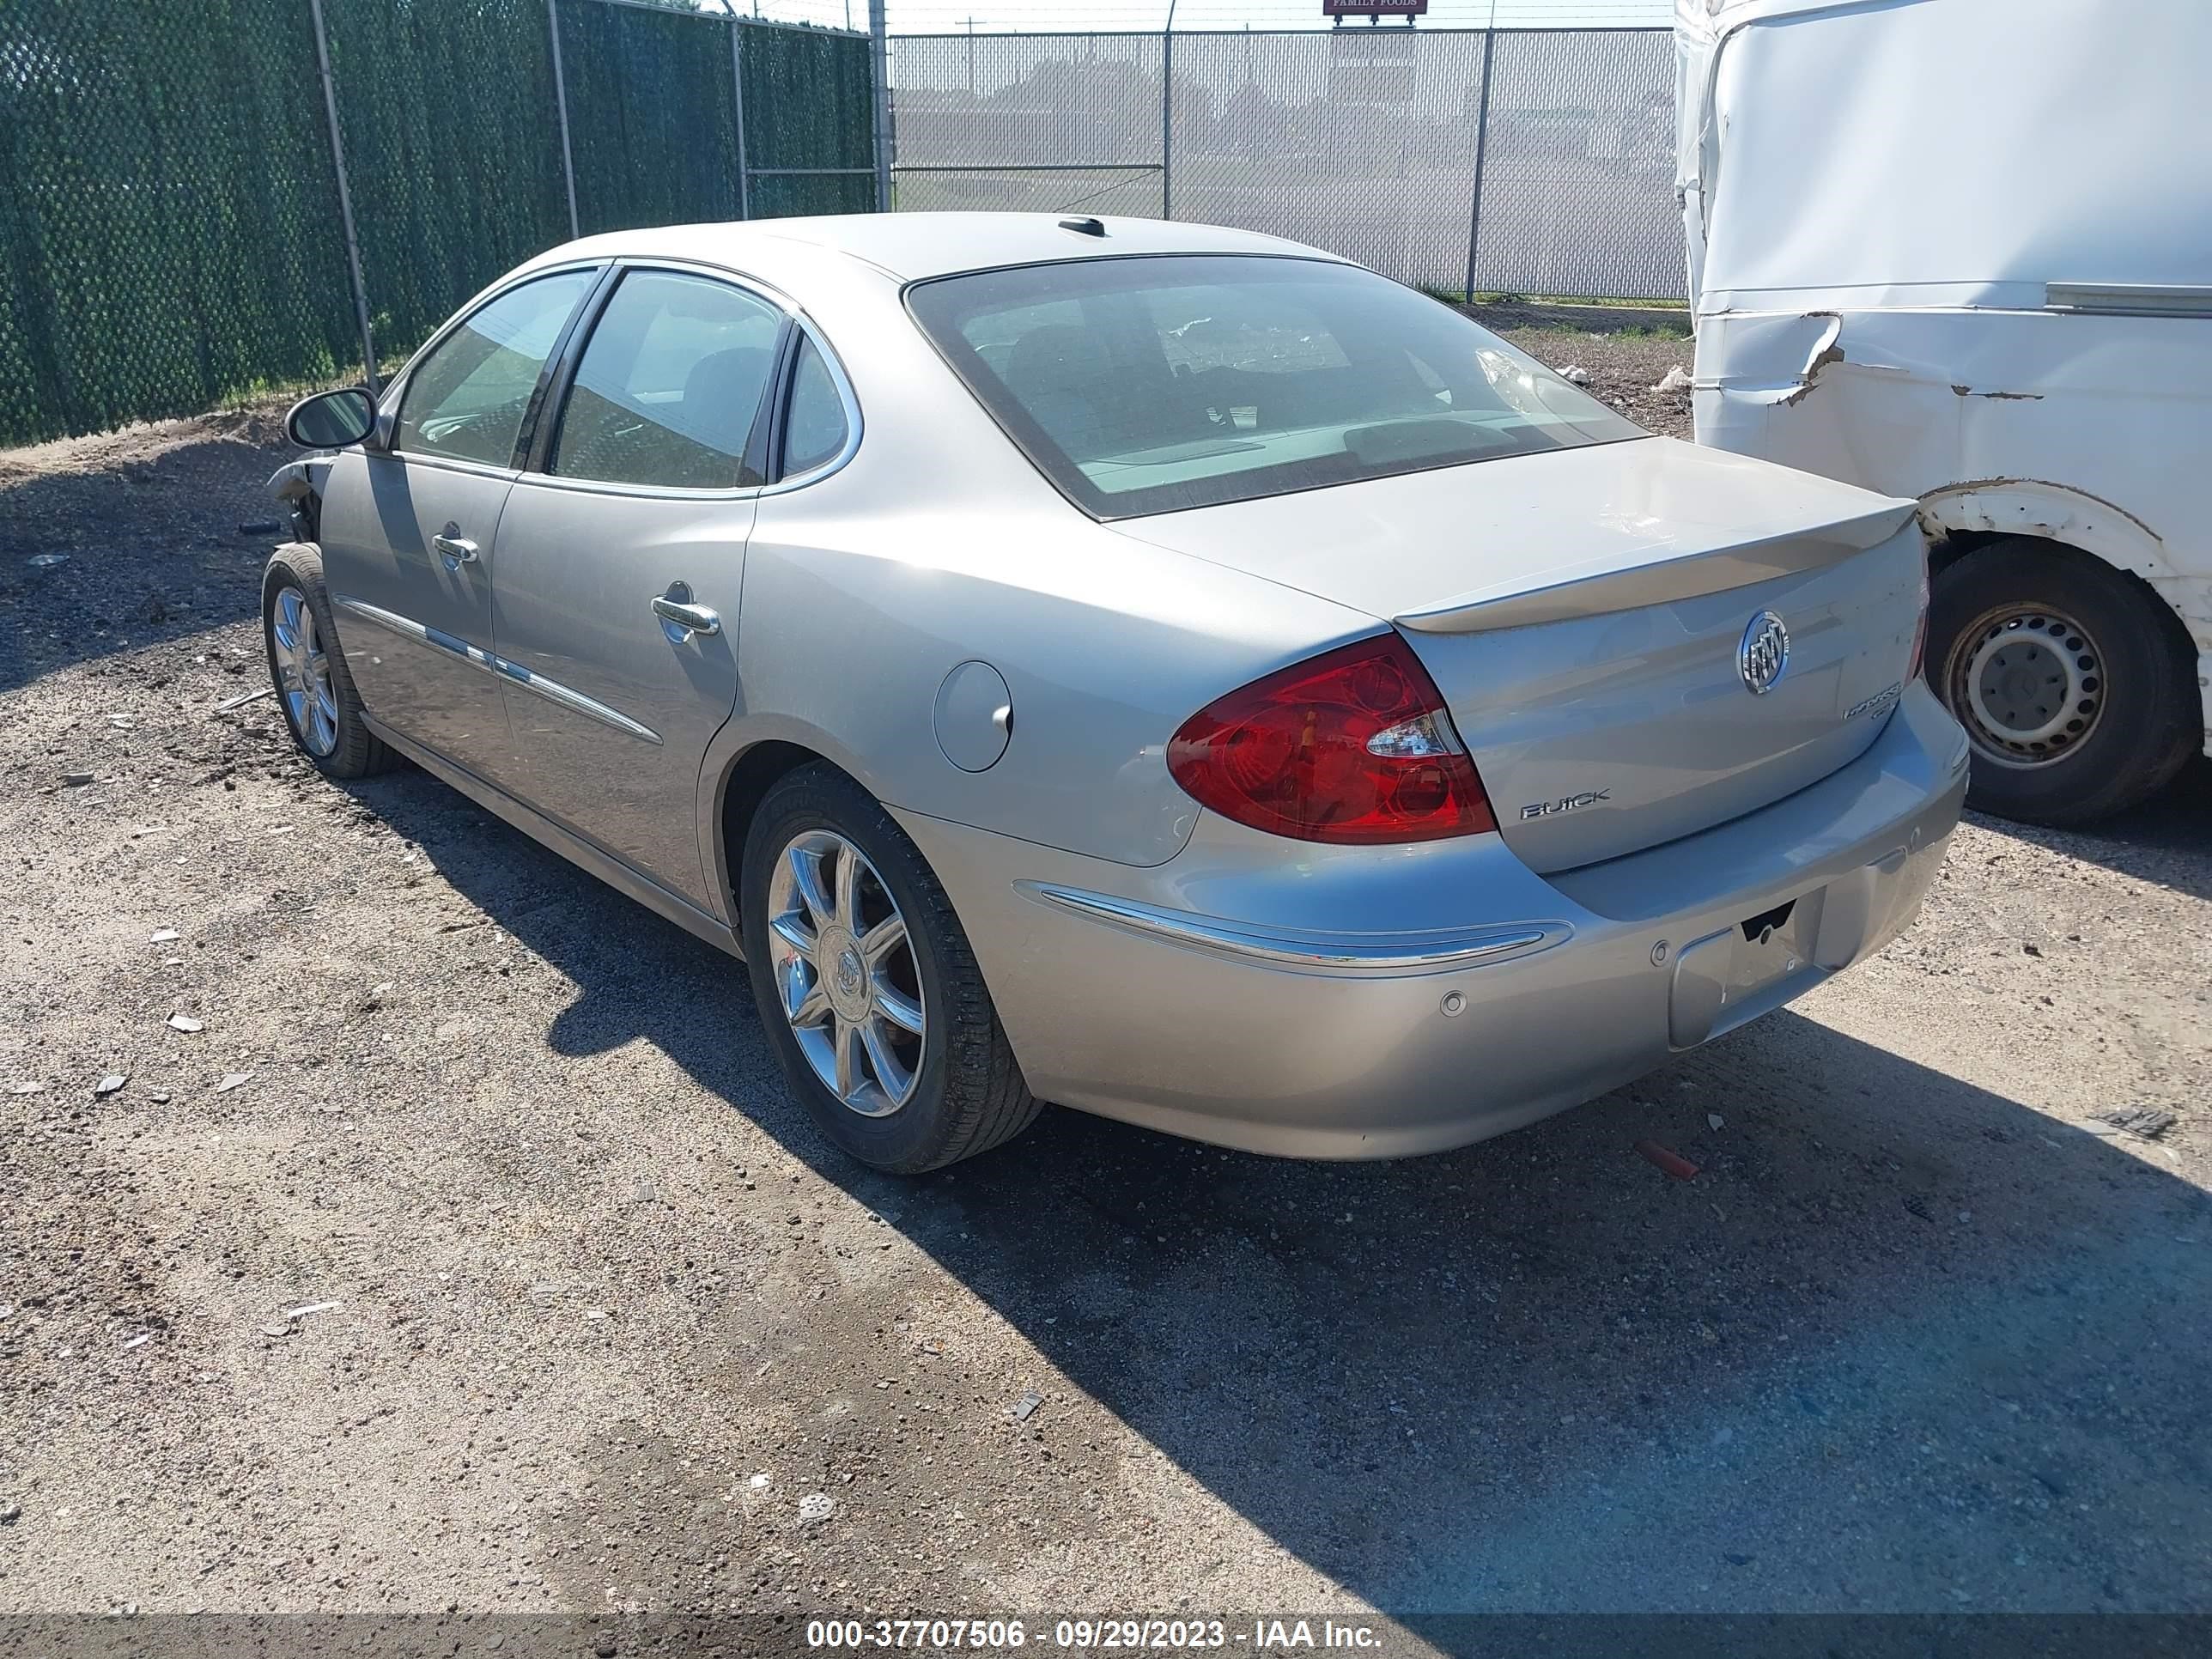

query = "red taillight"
[1167,634,1497,845]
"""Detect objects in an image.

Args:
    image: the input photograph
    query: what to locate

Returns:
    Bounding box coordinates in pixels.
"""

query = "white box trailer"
[1674,0,2211,823]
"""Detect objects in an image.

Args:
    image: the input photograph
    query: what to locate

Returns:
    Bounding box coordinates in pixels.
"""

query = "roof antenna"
[1056,216,1107,237]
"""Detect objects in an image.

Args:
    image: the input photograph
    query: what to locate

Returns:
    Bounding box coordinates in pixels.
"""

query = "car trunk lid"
[1111,437,1927,872]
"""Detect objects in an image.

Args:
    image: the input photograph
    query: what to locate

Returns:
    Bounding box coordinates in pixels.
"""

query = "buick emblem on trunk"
[1738,611,1790,695]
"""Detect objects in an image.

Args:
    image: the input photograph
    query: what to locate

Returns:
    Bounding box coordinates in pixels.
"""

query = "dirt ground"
[3,331,2208,1637]
[1469,319,1696,441]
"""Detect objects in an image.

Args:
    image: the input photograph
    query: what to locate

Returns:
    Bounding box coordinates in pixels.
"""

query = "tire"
[738,763,1038,1173]
[261,542,395,781]
[1926,538,2197,826]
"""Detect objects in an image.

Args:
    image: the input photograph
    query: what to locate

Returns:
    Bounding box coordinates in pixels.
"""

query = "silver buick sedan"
[267,213,1969,1172]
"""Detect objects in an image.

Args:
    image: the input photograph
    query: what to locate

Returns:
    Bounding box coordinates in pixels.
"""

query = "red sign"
[1322,0,1430,15]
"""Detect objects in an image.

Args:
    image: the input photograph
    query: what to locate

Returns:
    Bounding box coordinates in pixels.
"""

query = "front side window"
[907,255,1644,519]
[550,270,784,490]
[396,270,595,468]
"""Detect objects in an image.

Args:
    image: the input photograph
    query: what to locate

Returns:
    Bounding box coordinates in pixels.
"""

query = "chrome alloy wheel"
[1944,605,2105,769]
[764,829,927,1118]
[270,586,338,757]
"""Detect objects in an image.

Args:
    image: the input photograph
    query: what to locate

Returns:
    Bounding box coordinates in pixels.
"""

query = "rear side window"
[781,335,850,477]
[550,270,783,490]
[907,255,1643,520]
[397,270,595,468]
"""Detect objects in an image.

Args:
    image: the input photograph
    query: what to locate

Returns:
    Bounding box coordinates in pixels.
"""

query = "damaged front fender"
[266,456,335,544]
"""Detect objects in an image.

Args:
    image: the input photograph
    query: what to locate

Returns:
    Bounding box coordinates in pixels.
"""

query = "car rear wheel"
[1926,538,2196,825]
[261,543,393,780]
[739,763,1038,1172]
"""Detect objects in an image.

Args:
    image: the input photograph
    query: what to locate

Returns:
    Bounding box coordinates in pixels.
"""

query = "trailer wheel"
[1926,538,2197,826]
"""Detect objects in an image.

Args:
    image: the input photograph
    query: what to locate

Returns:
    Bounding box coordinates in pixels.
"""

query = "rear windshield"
[906,254,1645,520]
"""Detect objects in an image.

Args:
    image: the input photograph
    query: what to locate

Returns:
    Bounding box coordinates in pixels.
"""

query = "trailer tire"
[1926,538,2196,826]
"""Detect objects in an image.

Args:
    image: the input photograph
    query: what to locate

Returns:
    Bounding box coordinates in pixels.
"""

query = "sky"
[740,2,1673,34]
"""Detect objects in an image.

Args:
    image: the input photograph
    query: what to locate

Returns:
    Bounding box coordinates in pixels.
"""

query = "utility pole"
[307,0,379,391]
[724,0,750,222]
[1462,1,1498,304]
[547,0,580,239]
[869,0,893,213]
[1161,0,1178,220]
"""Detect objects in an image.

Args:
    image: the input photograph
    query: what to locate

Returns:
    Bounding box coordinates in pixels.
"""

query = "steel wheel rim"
[764,829,927,1118]
[1944,604,2104,770]
[271,586,339,757]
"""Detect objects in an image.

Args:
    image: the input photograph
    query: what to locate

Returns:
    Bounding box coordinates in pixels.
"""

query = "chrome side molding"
[333,595,662,746]
[1019,883,1568,975]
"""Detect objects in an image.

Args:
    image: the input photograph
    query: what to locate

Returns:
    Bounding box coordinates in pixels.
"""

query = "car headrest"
[679,346,771,451]
[1000,324,1109,399]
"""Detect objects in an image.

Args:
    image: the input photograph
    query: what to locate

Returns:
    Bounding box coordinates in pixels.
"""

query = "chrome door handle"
[431,533,479,567]
[652,595,721,638]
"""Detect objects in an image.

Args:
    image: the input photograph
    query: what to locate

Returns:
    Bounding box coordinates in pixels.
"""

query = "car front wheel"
[739,763,1038,1173]
[261,543,393,780]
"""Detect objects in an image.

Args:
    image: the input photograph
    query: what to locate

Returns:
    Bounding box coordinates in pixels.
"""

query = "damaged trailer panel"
[1675,0,2212,824]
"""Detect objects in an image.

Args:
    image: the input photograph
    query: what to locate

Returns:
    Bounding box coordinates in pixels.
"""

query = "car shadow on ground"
[0,421,288,695]
[339,759,2212,1616]
[1972,757,2212,904]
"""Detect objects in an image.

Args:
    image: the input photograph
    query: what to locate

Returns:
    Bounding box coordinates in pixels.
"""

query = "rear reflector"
[1167,634,1497,845]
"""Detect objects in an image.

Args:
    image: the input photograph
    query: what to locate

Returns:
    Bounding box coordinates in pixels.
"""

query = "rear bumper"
[896,684,1972,1159]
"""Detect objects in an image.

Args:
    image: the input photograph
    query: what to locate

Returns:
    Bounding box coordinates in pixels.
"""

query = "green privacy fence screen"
[0,0,356,447]
[0,0,876,447]
[742,21,877,222]
[562,0,743,234]
[320,0,573,360]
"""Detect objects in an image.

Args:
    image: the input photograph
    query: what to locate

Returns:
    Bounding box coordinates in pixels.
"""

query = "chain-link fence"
[0,0,875,447]
[888,27,1680,302]
[890,33,1169,218]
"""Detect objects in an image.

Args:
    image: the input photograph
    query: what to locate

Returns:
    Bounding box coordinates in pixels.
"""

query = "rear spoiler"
[1391,502,1917,635]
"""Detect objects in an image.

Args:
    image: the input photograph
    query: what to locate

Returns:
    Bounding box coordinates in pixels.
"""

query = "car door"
[486,265,787,908]
[316,266,599,780]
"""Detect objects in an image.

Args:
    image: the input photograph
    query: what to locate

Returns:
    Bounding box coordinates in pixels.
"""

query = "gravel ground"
[3,343,2209,1633]
[1483,323,1696,440]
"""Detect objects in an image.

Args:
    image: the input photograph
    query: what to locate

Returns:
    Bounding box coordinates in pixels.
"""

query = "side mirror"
[285,386,378,449]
